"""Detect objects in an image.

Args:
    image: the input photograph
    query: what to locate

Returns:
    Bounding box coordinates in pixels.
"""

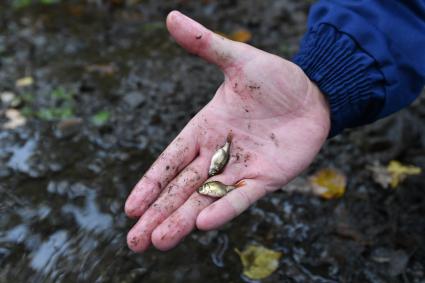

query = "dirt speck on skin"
[270,132,279,147]
[130,237,139,248]
[248,84,260,90]
[167,184,177,194]
[243,153,251,164]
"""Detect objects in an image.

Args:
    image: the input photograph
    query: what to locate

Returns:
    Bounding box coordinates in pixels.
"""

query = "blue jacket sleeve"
[293,0,425,137]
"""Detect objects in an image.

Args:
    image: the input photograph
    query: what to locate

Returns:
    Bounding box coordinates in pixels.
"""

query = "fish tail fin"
[226,131,233,143]
[234,180,246,188]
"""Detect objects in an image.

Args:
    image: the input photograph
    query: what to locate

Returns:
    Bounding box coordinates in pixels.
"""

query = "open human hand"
[125,11,330,252]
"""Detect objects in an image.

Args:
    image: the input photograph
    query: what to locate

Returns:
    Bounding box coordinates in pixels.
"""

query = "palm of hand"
[125,11,330,252]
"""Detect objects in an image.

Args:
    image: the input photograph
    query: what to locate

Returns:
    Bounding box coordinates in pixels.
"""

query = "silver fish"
[208,133,232,176]
[197,180,245,198]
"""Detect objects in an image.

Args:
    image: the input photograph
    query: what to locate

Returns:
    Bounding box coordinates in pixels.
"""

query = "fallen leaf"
[86,64,116,76]
[367,162,392,189]
[91,110,110,126]
[141,22,166,32]
[40,0,59,4]
[229,29,252,43]
[387,160,421,188]
[368,161,421,189]
[3,109,27,129]
[12,0,31,9]
[216,29,252,43]
[51,87,73,100]
[15,76,34,87]
[309,168,346,199]
[37,107,73,121]
[68,4,84,17]
[235,244,282,280]
[56,117,83,138]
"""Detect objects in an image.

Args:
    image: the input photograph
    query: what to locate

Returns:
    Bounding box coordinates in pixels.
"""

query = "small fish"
[197,180,245,198]
[208,133,232,176]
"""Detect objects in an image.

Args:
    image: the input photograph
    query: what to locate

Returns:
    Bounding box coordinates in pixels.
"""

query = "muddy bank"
[0,1,424,282]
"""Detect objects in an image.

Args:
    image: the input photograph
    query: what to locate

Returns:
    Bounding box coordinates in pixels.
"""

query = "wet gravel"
[0,1,424,282]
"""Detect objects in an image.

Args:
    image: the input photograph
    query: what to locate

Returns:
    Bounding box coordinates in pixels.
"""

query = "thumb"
[166,10,249,72]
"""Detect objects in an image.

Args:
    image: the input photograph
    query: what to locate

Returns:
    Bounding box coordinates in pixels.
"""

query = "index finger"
[196,179,269,230]
[125,124,199,217]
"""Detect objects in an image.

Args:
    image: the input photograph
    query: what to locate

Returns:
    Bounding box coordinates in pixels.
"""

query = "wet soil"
[1,1,424,282]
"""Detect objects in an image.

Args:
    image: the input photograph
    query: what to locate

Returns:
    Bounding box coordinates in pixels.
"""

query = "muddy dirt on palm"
[1,1,424,282]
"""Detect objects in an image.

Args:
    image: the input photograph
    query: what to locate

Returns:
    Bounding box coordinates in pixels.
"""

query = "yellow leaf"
[309,168,346,199]
[15,76,34,87]
[230,29,252,43]
[235,244,282,280]
[216,29,252,43]
[387,160,421,189]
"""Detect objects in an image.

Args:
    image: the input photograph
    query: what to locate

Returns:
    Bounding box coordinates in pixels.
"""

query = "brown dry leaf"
[235,244,282,280]
[309,168,346,199]
[68,4,84,17]
[15,76,34,87]
[368,161,421,189]
[86,64,116,76]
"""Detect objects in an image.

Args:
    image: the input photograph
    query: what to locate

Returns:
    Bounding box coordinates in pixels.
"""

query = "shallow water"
[1,1,424,282]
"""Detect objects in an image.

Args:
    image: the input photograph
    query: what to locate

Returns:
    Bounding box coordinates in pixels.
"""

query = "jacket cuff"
[293,24,386,137]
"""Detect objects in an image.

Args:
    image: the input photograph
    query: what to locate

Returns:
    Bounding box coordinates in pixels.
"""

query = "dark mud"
[0,1,424,282]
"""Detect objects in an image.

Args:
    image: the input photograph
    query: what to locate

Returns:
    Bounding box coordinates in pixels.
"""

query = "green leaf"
[37,107,73,121]
[51,87,73,101]
[12,0,32,9]
[57,107,73,119]
[37,108,55,121]
[91,110,110,126]
[40,0,59,4]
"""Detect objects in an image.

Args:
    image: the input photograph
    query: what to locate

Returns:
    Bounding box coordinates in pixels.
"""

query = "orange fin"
[234,180,246,188]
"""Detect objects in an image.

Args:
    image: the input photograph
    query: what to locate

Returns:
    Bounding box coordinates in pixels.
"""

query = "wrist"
[305,79,331,140]
[293,24,386,137]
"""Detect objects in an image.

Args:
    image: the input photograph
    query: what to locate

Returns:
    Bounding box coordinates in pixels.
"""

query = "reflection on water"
[50,182,113,233]
[31,230,68,274]
[7,138,38,174]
